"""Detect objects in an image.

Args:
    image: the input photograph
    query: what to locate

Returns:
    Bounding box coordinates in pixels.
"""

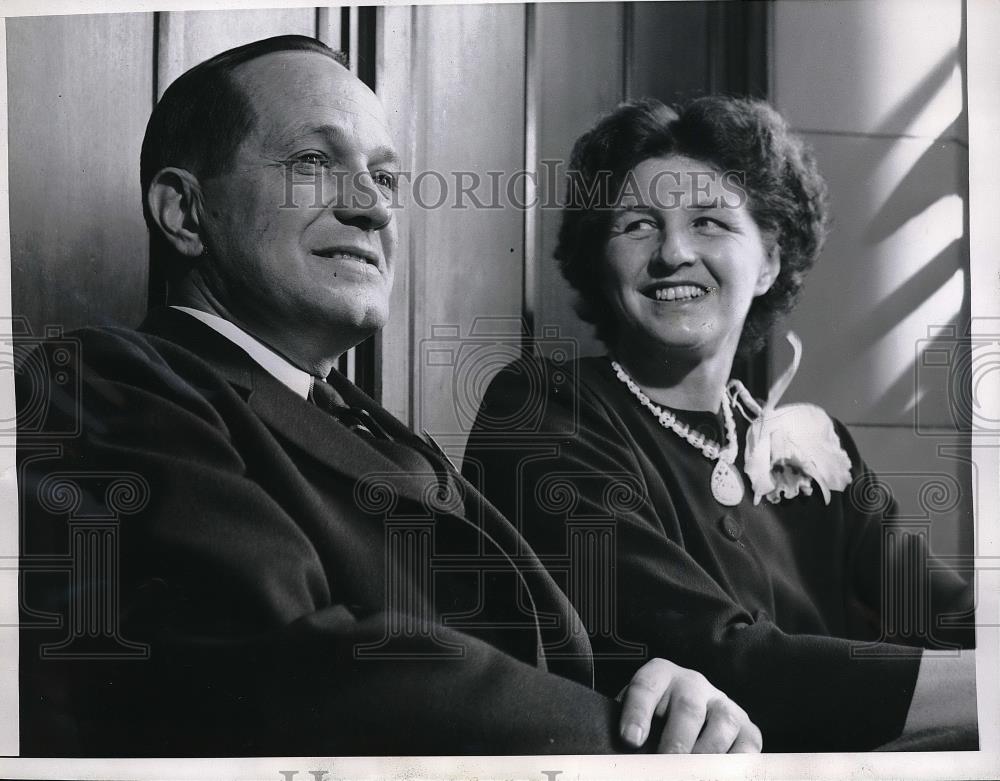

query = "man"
[17,35,760,756]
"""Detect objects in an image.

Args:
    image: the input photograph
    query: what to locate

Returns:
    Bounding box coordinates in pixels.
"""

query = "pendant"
[711,459,745,506]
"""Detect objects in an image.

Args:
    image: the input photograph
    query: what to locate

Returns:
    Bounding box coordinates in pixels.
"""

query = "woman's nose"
[652,228,696,270]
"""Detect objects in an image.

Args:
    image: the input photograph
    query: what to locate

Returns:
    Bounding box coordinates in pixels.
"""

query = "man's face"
[195,51,399,371]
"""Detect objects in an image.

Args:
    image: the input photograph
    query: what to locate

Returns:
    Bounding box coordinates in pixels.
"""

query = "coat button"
[719,514,742,541]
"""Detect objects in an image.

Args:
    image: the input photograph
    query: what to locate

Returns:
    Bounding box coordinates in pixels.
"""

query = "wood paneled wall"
[531,3,626,362]
[8,13,154,334]
[404,4,527,453]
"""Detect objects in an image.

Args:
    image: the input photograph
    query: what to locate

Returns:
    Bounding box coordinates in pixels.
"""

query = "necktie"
[309,376,384,438]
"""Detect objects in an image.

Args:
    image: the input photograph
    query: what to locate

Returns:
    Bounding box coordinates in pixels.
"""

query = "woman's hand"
[618,658,762,753]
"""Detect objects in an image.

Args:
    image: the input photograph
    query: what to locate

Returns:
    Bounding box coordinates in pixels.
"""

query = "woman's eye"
[621,218,658,235]
[692,216,729,232]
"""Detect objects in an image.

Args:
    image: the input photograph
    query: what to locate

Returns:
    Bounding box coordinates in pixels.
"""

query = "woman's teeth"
[653,285,707,301]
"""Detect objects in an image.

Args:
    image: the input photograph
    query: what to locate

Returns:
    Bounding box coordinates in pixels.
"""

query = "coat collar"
[141,307,422,447]
[169,305,312,399]
[140,306,258,390]
[139,307,412,489]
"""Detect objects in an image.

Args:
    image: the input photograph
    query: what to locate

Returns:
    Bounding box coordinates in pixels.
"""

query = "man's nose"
[332,171,392,231]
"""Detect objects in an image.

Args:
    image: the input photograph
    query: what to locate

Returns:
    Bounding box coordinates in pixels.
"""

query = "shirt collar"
[170,306,313,399]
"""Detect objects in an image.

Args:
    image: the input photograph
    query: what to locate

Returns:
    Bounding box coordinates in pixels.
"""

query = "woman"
[462,97,976,752]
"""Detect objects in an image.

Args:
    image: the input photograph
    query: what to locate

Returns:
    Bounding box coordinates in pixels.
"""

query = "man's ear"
[146,167,206,258]
[754,243,781,296]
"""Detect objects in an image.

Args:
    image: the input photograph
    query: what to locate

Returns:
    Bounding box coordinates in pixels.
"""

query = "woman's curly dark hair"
[554,96,829,355]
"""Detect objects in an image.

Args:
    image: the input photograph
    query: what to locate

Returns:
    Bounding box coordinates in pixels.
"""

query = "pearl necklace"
[610,360,746,506]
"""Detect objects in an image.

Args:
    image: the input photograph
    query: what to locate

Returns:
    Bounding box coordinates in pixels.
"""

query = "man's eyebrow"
[369,145,401,167]
[274,123,400,165]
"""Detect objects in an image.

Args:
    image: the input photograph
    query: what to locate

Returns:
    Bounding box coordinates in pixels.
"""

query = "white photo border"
[1,1,997,779]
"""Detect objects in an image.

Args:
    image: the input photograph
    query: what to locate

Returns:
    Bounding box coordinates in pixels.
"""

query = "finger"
[691,701,743,754]
[657,691,708,753]
[619,661,672,747]
[729,721,764,753]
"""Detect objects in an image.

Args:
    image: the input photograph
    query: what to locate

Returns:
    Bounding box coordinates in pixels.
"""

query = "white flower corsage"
[731,333,852,505]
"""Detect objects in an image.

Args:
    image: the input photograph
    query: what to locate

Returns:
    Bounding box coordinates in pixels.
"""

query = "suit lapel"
[325,348,594,680]
[139,308,594,682]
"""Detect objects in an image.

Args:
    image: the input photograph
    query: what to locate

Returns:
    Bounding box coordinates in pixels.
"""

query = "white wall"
[771,0,971,555]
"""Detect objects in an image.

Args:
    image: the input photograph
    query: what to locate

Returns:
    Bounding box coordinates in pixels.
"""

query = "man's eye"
[290,153,329,172]
[373,170,398,192]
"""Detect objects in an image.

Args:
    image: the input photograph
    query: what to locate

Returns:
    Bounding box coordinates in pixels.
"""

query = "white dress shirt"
[171,306,313,399]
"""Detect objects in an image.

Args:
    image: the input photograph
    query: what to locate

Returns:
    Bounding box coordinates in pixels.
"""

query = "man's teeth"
[653,285,707,301]
[320,251,367,263]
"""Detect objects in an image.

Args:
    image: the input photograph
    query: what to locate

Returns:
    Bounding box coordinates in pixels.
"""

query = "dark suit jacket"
[17,308,631,756]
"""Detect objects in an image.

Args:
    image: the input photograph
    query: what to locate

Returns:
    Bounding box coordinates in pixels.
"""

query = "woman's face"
[602,154,779,366]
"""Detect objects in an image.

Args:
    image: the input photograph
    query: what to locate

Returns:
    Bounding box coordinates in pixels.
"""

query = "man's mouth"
[642,284,713,302]
[312,247,379,267]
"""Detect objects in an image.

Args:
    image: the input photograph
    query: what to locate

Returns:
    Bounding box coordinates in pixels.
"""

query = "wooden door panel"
[8,13,155,333]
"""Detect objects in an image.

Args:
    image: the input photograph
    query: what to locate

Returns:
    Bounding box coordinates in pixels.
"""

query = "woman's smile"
[604,154,779,367]
[641,283,716,302]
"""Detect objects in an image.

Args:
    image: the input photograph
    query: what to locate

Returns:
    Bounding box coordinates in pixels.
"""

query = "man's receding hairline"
[230,50,388,146]
[235,49,376,109]
[221,49,364,151]
[230,47,355,91]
